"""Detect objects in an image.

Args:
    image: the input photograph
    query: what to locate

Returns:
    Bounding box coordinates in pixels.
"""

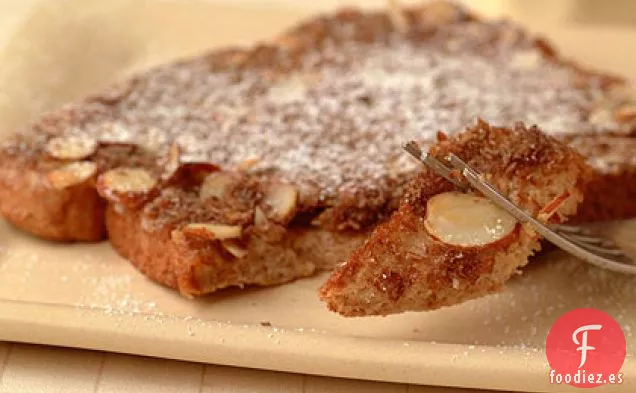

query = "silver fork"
[403,141,636,275]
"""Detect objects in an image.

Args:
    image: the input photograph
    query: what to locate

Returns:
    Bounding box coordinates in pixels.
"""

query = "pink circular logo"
[546,308,626,388]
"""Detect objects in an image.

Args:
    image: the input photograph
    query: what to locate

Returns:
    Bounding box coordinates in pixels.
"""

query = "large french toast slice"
[0,1,634,295]
[320,120,590,316]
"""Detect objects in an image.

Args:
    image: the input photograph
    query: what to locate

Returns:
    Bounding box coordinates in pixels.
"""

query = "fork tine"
[403,142,468,190]
[553,224,606,239]
[558,233,629,258]
[403,141,423,159]
[551,224,584,234]
[557,231,618,247]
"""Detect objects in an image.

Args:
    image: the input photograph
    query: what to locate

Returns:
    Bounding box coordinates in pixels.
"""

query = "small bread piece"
[106,184,369,296]
[320,121,589,317]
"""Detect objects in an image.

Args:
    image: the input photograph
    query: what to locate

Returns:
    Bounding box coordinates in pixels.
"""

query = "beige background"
[0,1,635,392]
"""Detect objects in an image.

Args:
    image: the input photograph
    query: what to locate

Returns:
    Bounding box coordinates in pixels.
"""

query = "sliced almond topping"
[200,172,235,200]
[45,136,97,160]
[96,167,157,206]
[252,207,286,243]
[182,162,221,184]
[261,183,298,224]
[221,240,249,258]
[165,162,220,186]
[46,161,97,189]
[254,206,268,227]
[424,191,518,248]
[162,144,220,186]
[163,141,182,180]
[182,223,242,240]
[537,192,570,223]
[100,168,156,193]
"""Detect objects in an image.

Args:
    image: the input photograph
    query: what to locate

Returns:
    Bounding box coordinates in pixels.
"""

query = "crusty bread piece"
[0,1,634,295]
[320,121,589,317]
[106,201,369,296]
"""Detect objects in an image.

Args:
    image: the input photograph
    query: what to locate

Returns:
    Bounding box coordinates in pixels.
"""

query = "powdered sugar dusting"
[60,20,621,198]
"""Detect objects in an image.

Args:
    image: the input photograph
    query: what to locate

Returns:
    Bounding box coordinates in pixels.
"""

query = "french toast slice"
[319,120,589,316]
[0,1,634,295]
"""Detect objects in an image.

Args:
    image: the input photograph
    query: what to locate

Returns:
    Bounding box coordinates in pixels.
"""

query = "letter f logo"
[572,324,602,368]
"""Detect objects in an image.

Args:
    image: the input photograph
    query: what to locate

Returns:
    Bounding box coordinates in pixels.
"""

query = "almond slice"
[96,167,157,207]
[537,192,570,223]
[252,207,286,243]
[164,162,220,187]
[200,172,235,200]
[45,135,97,160]
[182,223,242,240]
[261,183,298,224]
[221,240,249,258]
[424,191,518,249]
[254,206,268,227]
[162,140,182,180]
[161,141,220,184]
[46,161,97,189]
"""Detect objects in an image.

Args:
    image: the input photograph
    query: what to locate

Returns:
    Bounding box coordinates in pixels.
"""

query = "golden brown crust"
[320,204,532,316]
[1,1,635,244]
[0,134,155,241]
[575,171,636,222]
[106,203,368,295]
[565,134,636,221]
[414,121,590,220]
[320,121,589,316]
[0,157,105,241]
[0,1,634,300]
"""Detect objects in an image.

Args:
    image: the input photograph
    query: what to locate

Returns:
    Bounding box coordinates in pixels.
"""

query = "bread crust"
[566,134,636,221]
[1,1,634,242]
[0,1,633,296]
[106,203,368,295]
[0,157,105,241]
